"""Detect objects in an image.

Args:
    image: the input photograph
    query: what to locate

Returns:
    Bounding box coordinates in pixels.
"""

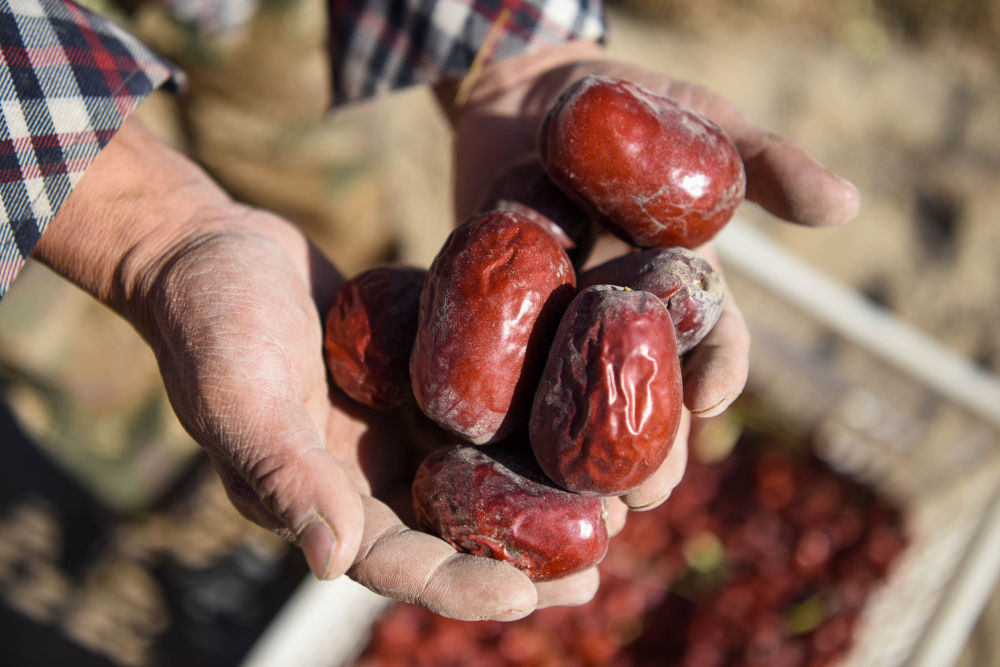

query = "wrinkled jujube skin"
[412,442,610,582]
[530,285,683,496]
[578,247,724,355]
[475,154,599,267]
[324,265,426,409]
[538,75,746,249]
[411,211,576,444]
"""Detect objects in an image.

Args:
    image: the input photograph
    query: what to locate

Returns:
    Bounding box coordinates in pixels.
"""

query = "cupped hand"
[36,118,605,621]
[438,39,860,514]
[130,205,609,620]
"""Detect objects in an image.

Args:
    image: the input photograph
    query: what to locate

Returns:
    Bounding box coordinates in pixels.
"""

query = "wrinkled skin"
[538,75,746,249]
[578,247,724,355]
[324,265,426,409]
[411,211,576,444]
[530,286,683,496]
[413,443,610,582]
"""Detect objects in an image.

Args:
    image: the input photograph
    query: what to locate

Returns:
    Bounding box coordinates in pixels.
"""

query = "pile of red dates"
[324,75,743,581]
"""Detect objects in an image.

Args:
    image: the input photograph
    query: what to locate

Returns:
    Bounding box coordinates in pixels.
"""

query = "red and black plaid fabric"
[0,0,604,298]
[148,0,607,101]
[0,0,180,298]
[328,0,607,104]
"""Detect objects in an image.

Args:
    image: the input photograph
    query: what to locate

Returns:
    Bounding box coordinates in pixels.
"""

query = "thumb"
[209,420,365,580]
[348,496,539,621]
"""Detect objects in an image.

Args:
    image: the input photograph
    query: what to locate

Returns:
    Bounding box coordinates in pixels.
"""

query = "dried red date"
[579,247,724,355]
[530,285,683,496]
[475,154,599,267]
[410,211,576,444]
[412,442,609,581]
[323,265,426,409]
[538,75,745,249]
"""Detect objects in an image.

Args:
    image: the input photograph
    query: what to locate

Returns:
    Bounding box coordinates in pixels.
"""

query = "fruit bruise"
[530,285,683,496]
[538,75,746,249]
[412,443,610,581]
[578,247,724,355]
[410,211,576,444]
[324,265,426,409]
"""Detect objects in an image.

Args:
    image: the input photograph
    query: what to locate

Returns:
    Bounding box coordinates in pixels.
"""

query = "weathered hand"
[140,211,614,620]
[34,118,612,621]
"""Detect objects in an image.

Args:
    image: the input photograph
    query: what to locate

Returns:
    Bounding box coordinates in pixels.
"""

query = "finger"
[348,496,539,621]
[620,409,690,510]
[206,448,285,533]
[664,80,861,227]
[680,245,750,417]
[206,389,366,580]
[534,567,601,609]
[682,297,749,417]
[241,434,366,581]
[742,134,861,227]
[605,497,629,537]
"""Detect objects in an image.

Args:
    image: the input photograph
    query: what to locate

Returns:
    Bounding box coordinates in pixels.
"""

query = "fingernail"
[494,608,533,622]
[627,494,671,512]
[690,392,735,418]
[298,515,336,580]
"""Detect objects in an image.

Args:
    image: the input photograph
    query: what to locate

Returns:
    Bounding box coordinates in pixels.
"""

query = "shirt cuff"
[329,0,607,105]
[0,0,183,299]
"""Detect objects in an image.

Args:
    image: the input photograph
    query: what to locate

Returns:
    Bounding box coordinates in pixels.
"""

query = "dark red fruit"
[323,265,426,409]
[578,247,724,355]
[410,211,576,444]
[412,442,609,582]
[530,285,684,496]
[538,75,746,249]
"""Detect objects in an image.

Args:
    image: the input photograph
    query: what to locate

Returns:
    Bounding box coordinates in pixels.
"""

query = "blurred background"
[0,0,998,665]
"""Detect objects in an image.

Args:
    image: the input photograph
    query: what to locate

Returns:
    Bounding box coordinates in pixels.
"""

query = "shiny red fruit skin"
[412,443,609,582]
[530,286,683,496]
[324,265,426,409]
[538,75,746,249]
[410,211,576,444]
[578,247,724,355]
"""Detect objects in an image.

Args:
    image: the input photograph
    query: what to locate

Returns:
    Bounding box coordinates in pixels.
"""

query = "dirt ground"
[0,0,998,664]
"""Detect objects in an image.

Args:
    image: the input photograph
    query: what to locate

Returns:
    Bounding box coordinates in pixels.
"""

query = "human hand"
[435,39,861,513]
[33,118,616,621]
[136,209,621,620]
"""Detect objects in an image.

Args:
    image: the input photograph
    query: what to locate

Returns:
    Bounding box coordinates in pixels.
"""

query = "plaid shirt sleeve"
[329,0,607,104]
[0,0,181,299]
